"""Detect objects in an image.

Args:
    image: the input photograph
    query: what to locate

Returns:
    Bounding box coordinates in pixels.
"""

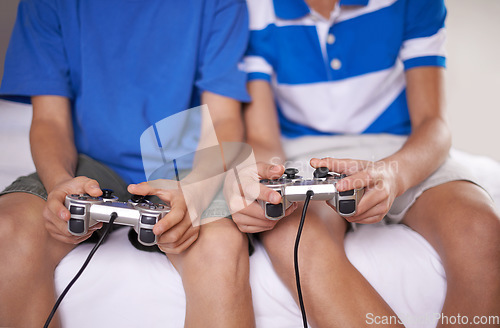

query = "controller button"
[260,179,270,184]
[130,194,146,203]
[339,200,355,215]
[339,190,354,196]
[69,205,85,215]
[78,196,87,200]
[141,215,157,225]
[69,218,85,234]
[101,189,114,199]
[284,168,299,179]
[139,229,156,244]
[266,203,283,218]
[70,194,79,197]
[313,167,330,178]
[158,205,164,209]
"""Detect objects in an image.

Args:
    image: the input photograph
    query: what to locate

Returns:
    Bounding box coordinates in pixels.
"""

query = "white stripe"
[399,28,447,61]
[243,55,274,76]
[246,0,276,30]
[272,61,406,134]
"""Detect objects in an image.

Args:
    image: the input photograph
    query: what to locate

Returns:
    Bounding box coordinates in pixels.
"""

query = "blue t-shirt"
[244,0,446,137]
[0,0,250,184]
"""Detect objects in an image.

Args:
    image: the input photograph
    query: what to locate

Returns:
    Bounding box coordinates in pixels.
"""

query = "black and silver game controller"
[259,167,364,220]
[65,189,170,246]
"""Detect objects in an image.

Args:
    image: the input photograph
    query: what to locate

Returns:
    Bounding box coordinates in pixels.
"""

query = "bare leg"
[260,202,403,328]
[0,193,75,328]
[402,181,500,328]
[167,218,255,328]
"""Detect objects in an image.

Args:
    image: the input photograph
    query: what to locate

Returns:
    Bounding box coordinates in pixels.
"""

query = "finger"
[45,189,73,221]
[257,162,284,179]
[157,216,195,245]
[158,226,199,251]
[335,171,372,192]
[153,196,187,235]
[310,157,358,174]
[346,202,389,223]
[160,233,199,254]
[127,182,159,197]
[83,179,102,197]
[354,215,386,225]
[238,224,276,234]
[349,188,385,215]
[233,213,278,232]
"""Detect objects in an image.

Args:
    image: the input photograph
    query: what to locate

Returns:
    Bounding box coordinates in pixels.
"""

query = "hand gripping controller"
[65,189,170,246]
[259,167,364,220]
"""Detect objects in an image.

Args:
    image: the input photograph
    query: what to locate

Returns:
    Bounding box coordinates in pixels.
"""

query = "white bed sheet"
[1,100,499,328]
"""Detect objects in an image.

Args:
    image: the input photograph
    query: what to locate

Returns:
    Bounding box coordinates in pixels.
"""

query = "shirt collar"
[273,0,369,20]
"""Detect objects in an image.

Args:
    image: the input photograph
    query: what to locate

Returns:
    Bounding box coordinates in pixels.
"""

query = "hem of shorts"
[386,178,485,224]
[0,189,47,201]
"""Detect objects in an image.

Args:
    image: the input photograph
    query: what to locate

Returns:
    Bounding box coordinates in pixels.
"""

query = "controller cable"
[295,190,314,328]
[43,212,118,328]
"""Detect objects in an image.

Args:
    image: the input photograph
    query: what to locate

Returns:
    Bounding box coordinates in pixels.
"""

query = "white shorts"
[281,134,482,223]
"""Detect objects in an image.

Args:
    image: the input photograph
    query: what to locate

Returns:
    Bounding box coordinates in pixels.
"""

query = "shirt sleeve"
[399,0,447,70]
[243,0,276,82]
[0,0,72,103]
[195,0,251,102]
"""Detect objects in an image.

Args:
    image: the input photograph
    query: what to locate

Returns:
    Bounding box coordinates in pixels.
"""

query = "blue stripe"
[273,0,309,19]
[248,0,407,85]
[403,0,446,40]
[362,89,411,135]
[248,72,271,81]
[340,0,369,5]
[327,0,405,80]
[404,56,446,70]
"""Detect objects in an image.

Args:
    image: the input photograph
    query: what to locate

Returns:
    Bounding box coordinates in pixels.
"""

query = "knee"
[183,222,250,279]
[447,203,500,260]
[0,208,42,268]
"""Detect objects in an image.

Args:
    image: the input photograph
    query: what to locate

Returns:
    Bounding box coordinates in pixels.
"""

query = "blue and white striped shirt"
[244,0,447,137]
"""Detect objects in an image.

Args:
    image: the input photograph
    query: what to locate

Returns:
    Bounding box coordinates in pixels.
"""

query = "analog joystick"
[101,189,114,199]
[313,167,330,178]
[130,194,146,203]
[284,168,299,179]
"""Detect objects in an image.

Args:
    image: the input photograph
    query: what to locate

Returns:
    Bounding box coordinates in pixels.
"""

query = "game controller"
[259,167,364,220]
[65,189,170,246]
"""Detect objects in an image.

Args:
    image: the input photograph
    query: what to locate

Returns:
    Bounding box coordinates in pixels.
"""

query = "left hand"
[310,157,401,224]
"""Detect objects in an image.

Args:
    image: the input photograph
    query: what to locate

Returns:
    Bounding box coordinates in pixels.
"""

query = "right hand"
[225,162,298,233]
[43,176,104,244]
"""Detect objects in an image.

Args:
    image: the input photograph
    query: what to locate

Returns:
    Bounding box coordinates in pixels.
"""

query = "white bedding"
[1,99,499,328]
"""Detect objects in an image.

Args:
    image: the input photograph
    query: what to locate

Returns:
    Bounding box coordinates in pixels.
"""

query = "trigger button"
[339,190,354,196]
[139,229,156,244]
[69,219,85,234]
[266,203,283,218]
[69,205,85,215]
[141,215,157,225]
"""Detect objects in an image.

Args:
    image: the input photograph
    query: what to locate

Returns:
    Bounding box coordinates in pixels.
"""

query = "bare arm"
[312,66,451,223]
[30,95,77,193]
[384,66,451,196]
[243,80,286,164]
[30,95,104,243]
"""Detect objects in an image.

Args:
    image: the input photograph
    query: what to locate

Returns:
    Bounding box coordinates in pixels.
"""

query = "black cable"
[43,212,118,328]
[294,190,314,328]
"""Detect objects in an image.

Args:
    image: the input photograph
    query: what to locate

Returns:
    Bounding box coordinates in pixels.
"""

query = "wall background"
[0,0,499,161]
